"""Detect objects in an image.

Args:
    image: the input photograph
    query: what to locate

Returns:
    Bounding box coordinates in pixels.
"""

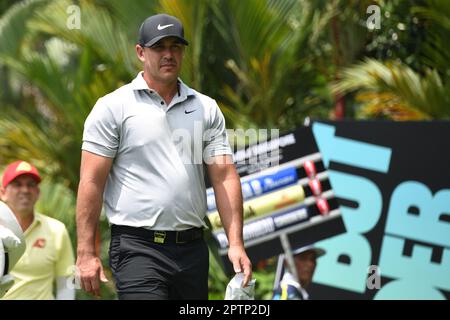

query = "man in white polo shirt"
[76,13,252,299]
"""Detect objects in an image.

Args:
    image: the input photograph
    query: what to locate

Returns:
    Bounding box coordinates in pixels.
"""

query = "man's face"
[136,37,185,85]
[294,250,317,288]
[0,175,40,216]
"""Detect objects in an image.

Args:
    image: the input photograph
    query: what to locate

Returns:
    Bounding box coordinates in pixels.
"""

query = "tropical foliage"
[332,58,450,119]
[1,0,449,299]
[332,0,450,120]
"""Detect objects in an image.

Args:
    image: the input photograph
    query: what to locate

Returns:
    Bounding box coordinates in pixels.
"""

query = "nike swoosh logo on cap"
[157,24,174,30]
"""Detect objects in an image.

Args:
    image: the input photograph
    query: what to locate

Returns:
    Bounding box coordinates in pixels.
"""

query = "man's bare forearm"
[211,165,253,281]
[212,171,244,247]
[76,180,104,256]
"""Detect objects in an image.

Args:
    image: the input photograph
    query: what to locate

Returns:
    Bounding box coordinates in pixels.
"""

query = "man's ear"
[135,44,145,62]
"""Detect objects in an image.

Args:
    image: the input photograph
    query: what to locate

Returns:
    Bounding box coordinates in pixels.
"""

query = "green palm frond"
[211,0,336,129]
[0,110,79,187]
[30,0,138,76]
[212,0,298,67]
[413,0,450,75]
[105,0,156,40]
[413,0,450,30]
[0,0,50,56]
[333,58,450,119]
[0,0,148,191]
[355,92,430,120]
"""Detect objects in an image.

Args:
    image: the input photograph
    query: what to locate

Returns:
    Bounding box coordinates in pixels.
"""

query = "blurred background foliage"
[0,0,449,299]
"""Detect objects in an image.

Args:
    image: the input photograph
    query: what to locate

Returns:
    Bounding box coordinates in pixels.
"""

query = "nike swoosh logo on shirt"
[157,24,174,30]
[185,109,197,114]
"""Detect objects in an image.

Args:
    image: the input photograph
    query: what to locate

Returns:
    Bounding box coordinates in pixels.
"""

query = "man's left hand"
[228,245,252,287]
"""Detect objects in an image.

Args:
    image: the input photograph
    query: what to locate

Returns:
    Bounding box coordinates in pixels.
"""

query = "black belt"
[111,225,204,244]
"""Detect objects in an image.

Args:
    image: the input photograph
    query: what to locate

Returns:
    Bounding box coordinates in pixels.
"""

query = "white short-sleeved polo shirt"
[82,72,232,230]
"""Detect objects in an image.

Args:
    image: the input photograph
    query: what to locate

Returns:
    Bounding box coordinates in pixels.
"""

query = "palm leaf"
[210,0,337,129]
[0,0,50,56]
[333,58,450,119]
[412,0,450,74]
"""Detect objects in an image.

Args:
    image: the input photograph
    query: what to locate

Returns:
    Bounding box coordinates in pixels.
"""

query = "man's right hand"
[76,254,108,297]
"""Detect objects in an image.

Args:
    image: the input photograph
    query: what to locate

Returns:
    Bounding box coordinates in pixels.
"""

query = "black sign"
[206,127,346,274]
[309,121,450,300]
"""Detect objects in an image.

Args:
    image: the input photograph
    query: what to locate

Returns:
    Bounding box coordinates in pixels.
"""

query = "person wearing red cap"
[0,161,75,300]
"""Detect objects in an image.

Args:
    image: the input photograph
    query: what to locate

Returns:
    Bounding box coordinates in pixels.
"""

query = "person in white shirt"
[272,245,325,300]
[0,200,26,298]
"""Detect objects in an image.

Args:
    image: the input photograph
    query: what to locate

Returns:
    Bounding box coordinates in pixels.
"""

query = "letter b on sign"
[386,181,450,247]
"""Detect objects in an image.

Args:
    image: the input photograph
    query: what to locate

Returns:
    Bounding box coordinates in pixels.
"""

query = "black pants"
[109,226,209,300]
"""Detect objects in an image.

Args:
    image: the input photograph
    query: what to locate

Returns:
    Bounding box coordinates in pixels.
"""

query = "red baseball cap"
[2,161,41,188]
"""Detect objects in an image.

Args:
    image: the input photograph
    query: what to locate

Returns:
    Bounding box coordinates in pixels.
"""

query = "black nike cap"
[138,14,189,48]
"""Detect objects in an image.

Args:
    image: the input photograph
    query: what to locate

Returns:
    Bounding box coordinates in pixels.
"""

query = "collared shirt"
[82,72,232,230]
[1,213,74,300]
[272,272,309,300]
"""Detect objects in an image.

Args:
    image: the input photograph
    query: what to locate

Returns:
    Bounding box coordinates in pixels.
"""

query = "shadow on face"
[293,250,317,288]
